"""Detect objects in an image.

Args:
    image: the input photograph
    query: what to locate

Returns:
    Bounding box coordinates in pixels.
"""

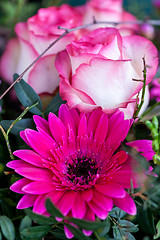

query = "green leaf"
[0,119,35,135]
[51,229,67,239]
[14,73,43,115]
[44,93,65,115]
[98,217,111,237]
[0,232,2,240]
[45,198,64,219]
[119,220,139,233]
[25,208,56,225]
[123,232,136,240]
[112,226,125,240]
[137,204,156,235]
[68,217,107,231]
[19,216,32,232]
[64,223,90,240]
[20,225,52,239]
[154,220,160,239]
[109,207,126,219]
[0,216,15,240]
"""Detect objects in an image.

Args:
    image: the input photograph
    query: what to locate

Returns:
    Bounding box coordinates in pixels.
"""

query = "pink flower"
[56,28,158,119]
[150,78,160,102]
[82,0,138,36]
[7,105,152,238]
[153,0,160,9]
[0,5,83,95]
[140,24,155,40]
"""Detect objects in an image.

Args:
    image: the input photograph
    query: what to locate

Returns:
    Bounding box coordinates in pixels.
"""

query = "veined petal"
[88,201,108,220]
[15,166,53,181]
[33,115,51,136]
[95,183,126,198]
[56,191,76,216]
[49,112,68,144]
[72,192,86,218]
[113,193,137,215]
[17,194,37,209]
[92,190,113,211]
[25,129,55,159]
[13,150,44,167]
[10,178,31,194]
[22,181,55,194]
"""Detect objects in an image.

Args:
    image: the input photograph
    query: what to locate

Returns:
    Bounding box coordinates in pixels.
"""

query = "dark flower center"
[67,157,99,186]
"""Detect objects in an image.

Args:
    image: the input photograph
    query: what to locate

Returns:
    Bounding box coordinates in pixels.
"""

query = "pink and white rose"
[82,0,139,36]
[56,27,158,118]
[0,5,83,95]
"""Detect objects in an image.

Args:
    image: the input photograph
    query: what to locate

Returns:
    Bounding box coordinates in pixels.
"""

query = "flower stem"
[0,125,14,160]
[134,57,147,118]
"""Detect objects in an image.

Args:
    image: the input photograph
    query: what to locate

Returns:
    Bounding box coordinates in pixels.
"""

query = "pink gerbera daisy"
[7,105,153,238]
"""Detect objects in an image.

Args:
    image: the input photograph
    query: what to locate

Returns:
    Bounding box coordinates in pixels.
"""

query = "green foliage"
[154,220,160,239]
[44,93,65,115]
[145,116,160,164]
[45,198,64,219]
[14,74,43,116]
[64,223,90,240]
[25,208,56,225]
[0,216,15,240]
[0,119,35,135]
[20,225,52,239]
[136,203,156,235]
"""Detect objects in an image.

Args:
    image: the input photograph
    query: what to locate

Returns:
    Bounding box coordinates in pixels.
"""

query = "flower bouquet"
[0,0,160,239]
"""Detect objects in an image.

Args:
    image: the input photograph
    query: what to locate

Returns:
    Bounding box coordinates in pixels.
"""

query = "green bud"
[153,154,160,165]
[151,128,159,139]
[152,140,159,152]
[145,120,153,130]
[152,116,159,130]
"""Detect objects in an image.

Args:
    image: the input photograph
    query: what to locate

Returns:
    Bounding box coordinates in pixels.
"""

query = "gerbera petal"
[92,190,113,211]
[87,107,103,135]
[58,104,76,136]
[15,166,53,181]
[17,194,37,209]
[13,149,44,167]
[33,115,51,136]
[95,183,126,198]
[113,192,137,215]
[64,225,74,239]
[33,194,47,214]
[81,189,93,201]
[56,191,76,216]
[48,112,68,144]
[127,140,155,161]
[25,129,55,159]
[22,181,55,194]
[94,113,108,143]
[72,192,86,218]
[10,178,31,194]
[87,201,108,220]
[78,114,87,138]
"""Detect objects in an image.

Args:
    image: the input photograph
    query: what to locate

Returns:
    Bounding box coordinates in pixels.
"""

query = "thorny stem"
[0,102,39,160]
[134,57,147,118]
[0,18,160,100]
[108,215,123,228]
[0,125,14,160]
[6,101,39,135]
